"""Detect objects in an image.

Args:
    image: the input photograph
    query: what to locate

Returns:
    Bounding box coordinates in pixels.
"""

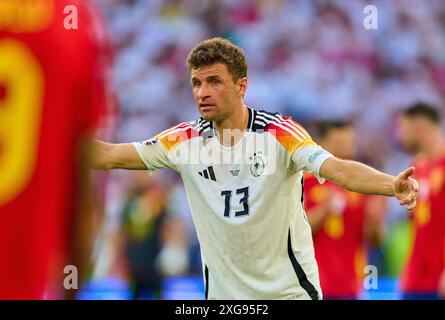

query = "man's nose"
[198,83,211,100]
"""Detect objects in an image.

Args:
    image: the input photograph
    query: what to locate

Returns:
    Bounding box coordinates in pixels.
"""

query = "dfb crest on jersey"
[250,153,265,177]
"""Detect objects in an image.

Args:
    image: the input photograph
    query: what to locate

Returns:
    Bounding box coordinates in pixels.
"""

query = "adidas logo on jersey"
[229,170,240,176]
[198,166,217,181]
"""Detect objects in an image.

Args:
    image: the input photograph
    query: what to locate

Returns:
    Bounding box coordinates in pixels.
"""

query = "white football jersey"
[133,107,333,300]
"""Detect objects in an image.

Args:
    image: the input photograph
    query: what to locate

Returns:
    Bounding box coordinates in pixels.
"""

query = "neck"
[418,132,444,159]
[214,103,249,147]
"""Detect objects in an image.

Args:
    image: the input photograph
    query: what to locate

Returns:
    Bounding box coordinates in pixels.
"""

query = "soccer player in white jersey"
[92,38,418,300]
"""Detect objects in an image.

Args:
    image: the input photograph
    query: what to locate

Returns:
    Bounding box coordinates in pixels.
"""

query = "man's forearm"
[91,140,115,170]
[331,160,395,196]
[91,140,146,170]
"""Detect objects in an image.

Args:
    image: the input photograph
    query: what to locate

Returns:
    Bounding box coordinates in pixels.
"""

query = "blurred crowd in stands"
[90,0,445,298]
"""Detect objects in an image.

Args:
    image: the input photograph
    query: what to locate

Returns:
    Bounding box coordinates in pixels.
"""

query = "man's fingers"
[400,166,415,179]
[407,200,417,210]
[400,197,416,207]
[410,178,419,192]
[396,169,418,210]
[399,189,417,206]
[406,178,419,195]
[399,192,418,211]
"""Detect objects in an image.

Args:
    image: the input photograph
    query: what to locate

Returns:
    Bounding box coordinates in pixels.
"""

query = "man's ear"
[237,77,248,97]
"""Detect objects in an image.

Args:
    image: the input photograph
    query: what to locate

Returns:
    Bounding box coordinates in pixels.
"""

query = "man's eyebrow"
[206,75,222,81]
[191,74,221,82]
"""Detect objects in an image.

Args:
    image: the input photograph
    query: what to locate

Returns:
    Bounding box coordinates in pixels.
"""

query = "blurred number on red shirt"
[0,0,110,299]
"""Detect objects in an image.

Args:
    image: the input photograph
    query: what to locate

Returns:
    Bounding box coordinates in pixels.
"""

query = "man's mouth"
[199,104,215,110]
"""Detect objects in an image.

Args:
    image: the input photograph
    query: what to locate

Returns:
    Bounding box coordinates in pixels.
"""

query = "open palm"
[393,167,419,210]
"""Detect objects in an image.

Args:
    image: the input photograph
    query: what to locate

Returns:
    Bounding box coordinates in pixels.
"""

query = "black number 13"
[220,187,249,218]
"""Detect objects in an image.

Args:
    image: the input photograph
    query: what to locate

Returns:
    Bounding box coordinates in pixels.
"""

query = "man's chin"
[199,110,218,122]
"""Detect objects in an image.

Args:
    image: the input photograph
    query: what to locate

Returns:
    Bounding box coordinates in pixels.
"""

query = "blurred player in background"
[304,121,387,299]
[398,102,445,300]
[121,173,169,300]
[0,0,111,299]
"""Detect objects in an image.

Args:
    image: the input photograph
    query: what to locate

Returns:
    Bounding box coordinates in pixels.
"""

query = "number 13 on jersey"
[220,187,249,218]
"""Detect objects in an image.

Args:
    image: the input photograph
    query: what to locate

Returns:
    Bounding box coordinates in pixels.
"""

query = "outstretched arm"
[319,157,418,210]
[91,140,146,170]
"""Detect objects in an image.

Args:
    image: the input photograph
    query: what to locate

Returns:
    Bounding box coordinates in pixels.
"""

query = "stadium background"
[81,0,445,299]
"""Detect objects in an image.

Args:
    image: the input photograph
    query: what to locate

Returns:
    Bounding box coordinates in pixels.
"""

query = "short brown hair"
[403,102,441,124]
[187,37,248,82]
[317,120,353,139]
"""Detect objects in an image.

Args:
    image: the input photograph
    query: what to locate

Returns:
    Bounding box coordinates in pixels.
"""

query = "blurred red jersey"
[0,0,110,299]
[304,174,368,299]
[402,151,445,293]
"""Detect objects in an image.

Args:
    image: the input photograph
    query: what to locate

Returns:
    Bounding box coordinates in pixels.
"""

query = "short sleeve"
[132,122,195,174]
[265,115,333,183]
[132,139,178,175]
